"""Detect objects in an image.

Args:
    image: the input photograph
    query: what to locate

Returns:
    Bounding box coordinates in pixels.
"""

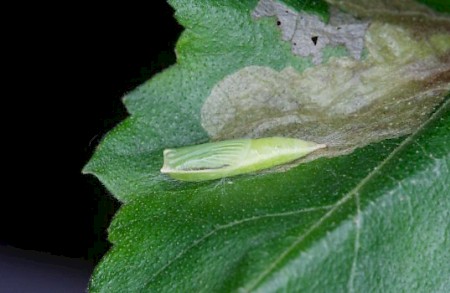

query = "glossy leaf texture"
[84,0,450,292]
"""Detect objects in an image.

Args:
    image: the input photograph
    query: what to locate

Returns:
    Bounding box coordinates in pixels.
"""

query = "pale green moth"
[161,137,326,182]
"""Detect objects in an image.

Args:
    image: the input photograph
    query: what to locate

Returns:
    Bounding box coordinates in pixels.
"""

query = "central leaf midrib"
[140,98,448,291]
[245,98,449,291]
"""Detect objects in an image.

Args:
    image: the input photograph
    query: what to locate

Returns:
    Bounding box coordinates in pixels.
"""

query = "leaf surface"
[84,0,450,292]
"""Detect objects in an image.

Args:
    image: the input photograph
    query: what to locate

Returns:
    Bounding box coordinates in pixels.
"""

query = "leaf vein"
[146,204,334,285]
[244,98,449,291]
[347,191,361,293]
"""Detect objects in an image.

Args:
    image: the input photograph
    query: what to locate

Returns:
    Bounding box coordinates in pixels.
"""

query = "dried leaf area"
[252,0,369,64]
[201,8,450,162]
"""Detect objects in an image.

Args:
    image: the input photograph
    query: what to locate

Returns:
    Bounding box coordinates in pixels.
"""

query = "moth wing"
[163,139,250,172]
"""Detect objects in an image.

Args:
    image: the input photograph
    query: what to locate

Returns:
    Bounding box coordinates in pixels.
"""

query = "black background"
[1,0,182,266]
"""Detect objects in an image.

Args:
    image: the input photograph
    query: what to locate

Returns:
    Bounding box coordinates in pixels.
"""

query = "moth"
[161,137,326,182]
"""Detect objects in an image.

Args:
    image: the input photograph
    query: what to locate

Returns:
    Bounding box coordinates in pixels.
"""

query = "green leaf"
[418,0,450,13]
[84,0,450,292]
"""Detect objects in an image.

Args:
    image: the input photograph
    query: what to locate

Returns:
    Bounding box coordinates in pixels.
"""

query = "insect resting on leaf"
[160,137,326,182]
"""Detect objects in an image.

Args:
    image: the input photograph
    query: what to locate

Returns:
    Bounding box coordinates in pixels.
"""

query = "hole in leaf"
[311,36,318,45]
